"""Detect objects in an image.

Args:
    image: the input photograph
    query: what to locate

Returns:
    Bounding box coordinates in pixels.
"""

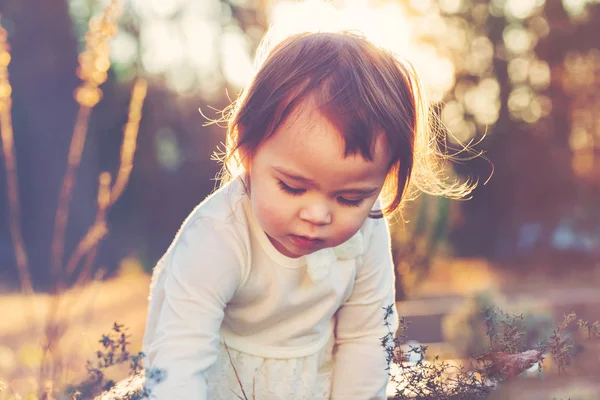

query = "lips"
[290,234,324,250]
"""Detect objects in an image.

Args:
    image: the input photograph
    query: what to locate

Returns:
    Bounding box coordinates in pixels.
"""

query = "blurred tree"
[0,0,268,287]
[430,0,600,266]
[0,0,101,290]
[3,0,597,292]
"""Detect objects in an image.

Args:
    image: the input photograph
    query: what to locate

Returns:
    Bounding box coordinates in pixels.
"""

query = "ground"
[0,259,150,396]
[1,257,600,398]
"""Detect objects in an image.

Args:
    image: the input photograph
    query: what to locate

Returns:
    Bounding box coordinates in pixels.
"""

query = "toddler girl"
[143,29,472,400]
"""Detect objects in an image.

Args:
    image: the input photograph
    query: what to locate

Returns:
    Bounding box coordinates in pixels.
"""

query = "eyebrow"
[271,165,380,196]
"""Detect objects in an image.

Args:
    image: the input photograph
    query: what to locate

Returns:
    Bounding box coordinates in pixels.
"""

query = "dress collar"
[304,230,364,282]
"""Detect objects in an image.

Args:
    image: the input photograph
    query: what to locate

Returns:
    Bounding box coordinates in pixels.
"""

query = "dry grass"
[0,1,150,397]
[0,260,150,396]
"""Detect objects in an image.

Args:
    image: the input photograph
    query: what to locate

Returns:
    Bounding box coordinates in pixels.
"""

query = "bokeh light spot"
[503,25,534,54]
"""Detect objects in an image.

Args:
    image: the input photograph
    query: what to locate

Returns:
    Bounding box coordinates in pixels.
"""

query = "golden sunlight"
[266,0,456,102]
[118,0,457,101]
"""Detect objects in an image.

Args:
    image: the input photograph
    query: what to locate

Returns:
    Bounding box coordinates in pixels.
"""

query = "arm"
[143,218,245,399]
[330,216,399,400]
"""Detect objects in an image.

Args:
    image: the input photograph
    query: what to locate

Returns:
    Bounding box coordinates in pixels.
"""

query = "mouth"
[289,235,324,250]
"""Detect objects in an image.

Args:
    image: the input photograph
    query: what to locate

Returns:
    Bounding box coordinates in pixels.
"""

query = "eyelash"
[277,180,304,195]
[277,180,365,208]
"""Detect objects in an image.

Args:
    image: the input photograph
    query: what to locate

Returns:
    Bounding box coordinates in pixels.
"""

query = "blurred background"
[1,0,599,289]
[0,0,599,398]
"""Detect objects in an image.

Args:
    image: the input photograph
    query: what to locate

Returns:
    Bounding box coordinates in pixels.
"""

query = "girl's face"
[244,103,391,258]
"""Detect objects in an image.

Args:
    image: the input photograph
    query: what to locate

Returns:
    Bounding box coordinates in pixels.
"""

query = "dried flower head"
[0,25,12,112]
[74,0,122,107]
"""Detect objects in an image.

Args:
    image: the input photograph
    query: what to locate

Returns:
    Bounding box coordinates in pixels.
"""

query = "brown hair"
[215,30,475,219]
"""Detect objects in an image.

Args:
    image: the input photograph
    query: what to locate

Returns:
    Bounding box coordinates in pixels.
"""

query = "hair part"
[213,30,477,219]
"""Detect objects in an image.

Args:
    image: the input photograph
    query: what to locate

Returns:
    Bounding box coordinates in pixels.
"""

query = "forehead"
[257,103,390,183]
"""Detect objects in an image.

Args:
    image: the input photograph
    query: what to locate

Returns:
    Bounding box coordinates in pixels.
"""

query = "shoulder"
[359,199,391,247]
[163,178,252,284]
[184,177,249,226]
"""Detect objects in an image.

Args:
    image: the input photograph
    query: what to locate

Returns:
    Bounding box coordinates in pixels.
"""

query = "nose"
[299,202,332,226]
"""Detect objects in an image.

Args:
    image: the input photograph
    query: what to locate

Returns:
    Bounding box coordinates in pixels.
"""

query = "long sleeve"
[330,216,399,400]
[143,217,246,399]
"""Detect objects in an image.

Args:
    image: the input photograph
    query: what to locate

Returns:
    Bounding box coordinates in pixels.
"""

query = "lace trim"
[206,335,335,400]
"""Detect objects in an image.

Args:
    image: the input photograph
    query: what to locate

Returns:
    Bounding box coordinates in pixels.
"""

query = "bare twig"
[40,1,125,388]
[50,0,122,290]
[68,78,148,287]
[0,22,32,294]
[110,79,147,205]
[64,173,111,281]
[224,341,250,400]
[50,106,93,287]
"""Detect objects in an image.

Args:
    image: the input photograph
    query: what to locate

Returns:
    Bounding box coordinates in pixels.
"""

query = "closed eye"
[277,180,305,195]
[278,179,366,207]
[337,197,365,207]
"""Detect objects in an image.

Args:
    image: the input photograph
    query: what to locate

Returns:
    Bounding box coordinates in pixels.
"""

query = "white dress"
[205,335,335,399]
[141,177,398,400]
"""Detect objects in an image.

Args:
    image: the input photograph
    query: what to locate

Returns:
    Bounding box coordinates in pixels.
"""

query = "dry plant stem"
[41,268,108,395]
[63,173,110,280]
[43,77,145,386]
[44,175,110,386]
[81,245,99,283]
[71,173,111,285]
[0,107,32,293]
[0,26,43,381]
[63,220,108,281]
[38,267,105,389]
[60,79,146,286]
[39,293,68,386]
[50,105,93,289]
[224,341,250,400]
[68,78,147,286]
[42,2,122,389]
[110,79,147,204]
[0,24,32,294]
[41,77,146,390]
[50,0,121,291]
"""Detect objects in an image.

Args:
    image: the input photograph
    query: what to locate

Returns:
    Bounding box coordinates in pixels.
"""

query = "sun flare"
[115,0,457,103]
[264,0,455,103]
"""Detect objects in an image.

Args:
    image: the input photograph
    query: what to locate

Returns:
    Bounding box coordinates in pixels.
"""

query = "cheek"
[250,182,292,232]
[331,211,370,245]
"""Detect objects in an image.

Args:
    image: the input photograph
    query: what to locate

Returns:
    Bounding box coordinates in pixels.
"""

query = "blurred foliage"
[425,0,600,265]
[392,195,451,299]
[442,291,555,357]
[0,0,599,290]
